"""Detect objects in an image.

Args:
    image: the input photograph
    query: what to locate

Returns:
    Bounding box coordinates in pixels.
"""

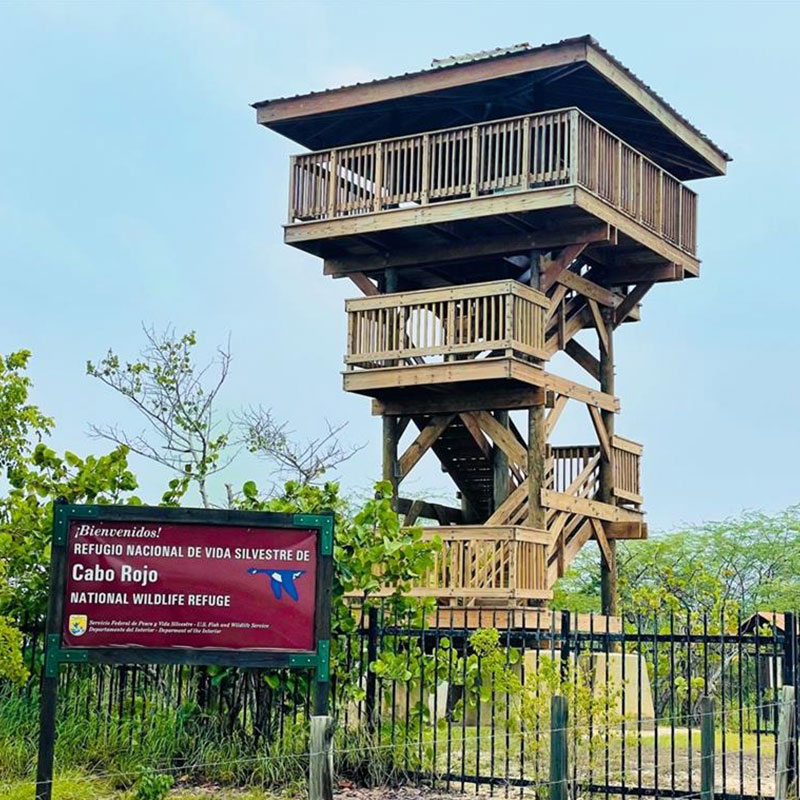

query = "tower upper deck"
[255,38,729,286]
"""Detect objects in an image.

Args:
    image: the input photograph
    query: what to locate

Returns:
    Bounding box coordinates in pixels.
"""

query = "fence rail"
[7,608,798,799]
[289,107,698,255]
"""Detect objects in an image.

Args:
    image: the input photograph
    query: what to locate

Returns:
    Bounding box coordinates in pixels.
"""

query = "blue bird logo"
[248,568,306,602]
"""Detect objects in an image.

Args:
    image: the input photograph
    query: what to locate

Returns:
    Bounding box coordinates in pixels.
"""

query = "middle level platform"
[343,279,619,412]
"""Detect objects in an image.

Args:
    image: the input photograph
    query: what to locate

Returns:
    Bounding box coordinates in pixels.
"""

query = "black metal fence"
[5,607,799,797]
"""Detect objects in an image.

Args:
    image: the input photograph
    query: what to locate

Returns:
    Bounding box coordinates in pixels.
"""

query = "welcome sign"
[37,504,333,800]
[43,504,333,669]
[63,520,319,651]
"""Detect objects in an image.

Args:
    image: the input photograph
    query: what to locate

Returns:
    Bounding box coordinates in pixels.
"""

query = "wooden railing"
[357,526,551,601]
[612,435,643,506]
[548,438,641,506]
[289,107,698,255]
[548,445,600,495]
[345,280,549,368]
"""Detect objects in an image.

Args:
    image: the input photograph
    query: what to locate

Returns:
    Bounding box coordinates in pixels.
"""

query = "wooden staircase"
[392,414,644,603]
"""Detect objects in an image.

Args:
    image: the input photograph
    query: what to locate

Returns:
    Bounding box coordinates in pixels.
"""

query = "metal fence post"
[364,606,379,734]
[560,610,571,684]
[550,694,568,800]
[783,612,798,792]
[778,685,797,800]
[699,695,715,800]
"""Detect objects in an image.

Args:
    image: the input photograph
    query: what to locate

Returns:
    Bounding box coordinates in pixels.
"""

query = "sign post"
[36,503,333,800]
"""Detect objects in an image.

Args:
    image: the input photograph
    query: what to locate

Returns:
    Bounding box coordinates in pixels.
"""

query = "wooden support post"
[382,415,399,509]
[777,686,796,800]
[599,306,617,615]
[528,250,546,529]
[528,406,545,529]
[699,696,715,800]
[492,410,510,512]
[310,715,334,800]
[550,694,568,800]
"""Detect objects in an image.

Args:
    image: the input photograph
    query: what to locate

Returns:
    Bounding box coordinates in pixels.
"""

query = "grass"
[1,770,289,800]
[0,686,309,794]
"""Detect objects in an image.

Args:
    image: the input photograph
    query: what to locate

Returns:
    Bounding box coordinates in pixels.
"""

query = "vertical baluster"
[373,143,384,212]
[326,150,338,218]
[420,134,430,205]
[555,113,561,180]
[569,110,579,185]
[594,122,600,192]
[471,126,479,197]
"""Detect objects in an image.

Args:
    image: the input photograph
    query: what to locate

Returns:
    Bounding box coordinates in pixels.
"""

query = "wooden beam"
[602,262,684,285]
[562,519,594,573]
[323,224,611,276]
[545,305,593,357]
[534,366,619,412]
[614,282,653,327]
[605,520,648,540]
[564,340,600,382]
[401,498,425,525]
[383,415,399,506]
[397,497,464,526]
[588,405,613,463]
[486,478,529,526]
[458,412,492,460]
[472,410,527,468]
[286,186,577,244]
[545,284,569,324]
[540,489,644,524]
[491,410,511,511]
[591,518,613,567]
[349,358,619,413]
[348,272,379,296]
[397,414,454,479]
[528,404,546,529]
[587,299,610,353]
[372,385,546,416]
[545,394,569,437]
[540,243,588,293]
[556,270,622,308]
[575,187,700,274]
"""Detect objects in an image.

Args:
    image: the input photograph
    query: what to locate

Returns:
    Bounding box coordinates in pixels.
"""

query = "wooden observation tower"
[255,36,729,616]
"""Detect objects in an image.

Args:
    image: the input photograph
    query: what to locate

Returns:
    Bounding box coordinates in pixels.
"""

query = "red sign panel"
[62,520,317,652]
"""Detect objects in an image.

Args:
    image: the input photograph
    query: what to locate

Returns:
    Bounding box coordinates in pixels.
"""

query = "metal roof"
[254,35,730,178]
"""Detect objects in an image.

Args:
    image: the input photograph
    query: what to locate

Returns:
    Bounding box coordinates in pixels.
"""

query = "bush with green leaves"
[132,768,174,800]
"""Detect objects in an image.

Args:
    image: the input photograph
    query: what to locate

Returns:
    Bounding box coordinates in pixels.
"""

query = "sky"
[1,0,798,532]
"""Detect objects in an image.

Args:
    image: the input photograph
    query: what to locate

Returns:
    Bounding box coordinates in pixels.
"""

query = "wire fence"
[3,606,798,798]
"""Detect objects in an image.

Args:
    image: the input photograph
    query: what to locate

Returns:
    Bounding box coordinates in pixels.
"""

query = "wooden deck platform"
[284,108,699,284]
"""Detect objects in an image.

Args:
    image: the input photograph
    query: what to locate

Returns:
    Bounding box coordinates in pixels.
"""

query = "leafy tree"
[0,349,141,681]
[0,352,134,680]
[87,327,233,508]
[238,407,363,487]
[235,478,440,636]
[553,506,800,618]
[88,327,363,506]
[0,350,53,477]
